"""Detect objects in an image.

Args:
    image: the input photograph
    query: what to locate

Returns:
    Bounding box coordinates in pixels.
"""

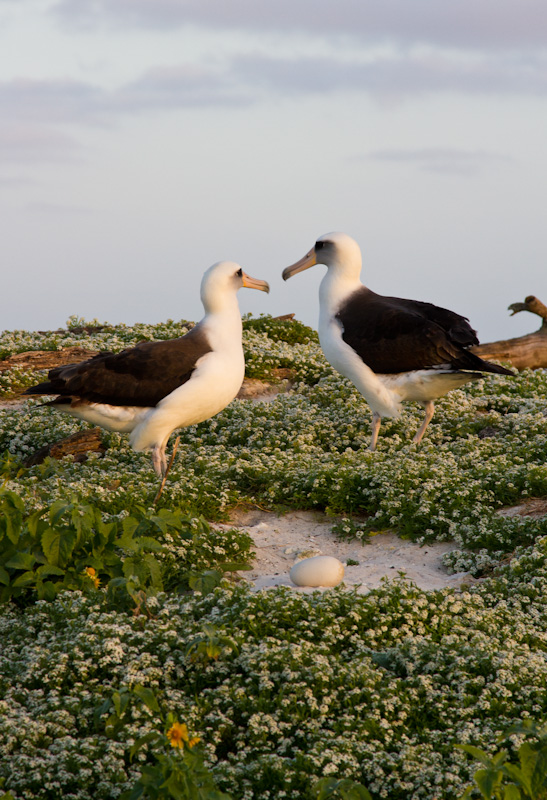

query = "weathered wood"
[4,296,547,389]
[24,427,106,466]
[0,347,99,373]
[237,368,296,399]
[471,295,547,370]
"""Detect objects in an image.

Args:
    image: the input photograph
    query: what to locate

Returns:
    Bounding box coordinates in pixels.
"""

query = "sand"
[220,508,472,594]
[1,385,472,595]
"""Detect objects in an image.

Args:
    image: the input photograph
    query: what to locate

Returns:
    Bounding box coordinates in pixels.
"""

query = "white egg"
[289,555,345,588]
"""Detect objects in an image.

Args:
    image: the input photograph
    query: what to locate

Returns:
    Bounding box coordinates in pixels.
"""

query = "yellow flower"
[167,722,200,749]
[84,567,100,589]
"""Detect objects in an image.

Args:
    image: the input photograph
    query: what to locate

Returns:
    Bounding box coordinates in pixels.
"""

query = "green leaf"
[148,514,169,534]
[503,764,526,790]
[492,751,511,770]
[49,501,73,525]
[218,561,252,573]
[117,533,138,554]
[475,768,503,800]
[129,731,161,761]
[3,513,19,545]
[36,564,65,578]
[143,554,163,588]
[518,741,545,796]
[26,509,46,539]
[162,772,189,800]
[42,528,76,567]
[531,746,547,795]
[458,745,500,767]
[0,566,9,586]
[111,690,130,719]
[37,580,59,601]
[341,788,372,800]
[5,552,36,570]
[12,570,36,587]
[136,536,163,553]
[313,778,372,800]
[70,505,95,538]
[153,509,185,531]
[122,557,146,583]
[133,684,160,713]
[503,785,522,800]
[315,778,343,799]
[121,517,139,537]
[188,570,222,595]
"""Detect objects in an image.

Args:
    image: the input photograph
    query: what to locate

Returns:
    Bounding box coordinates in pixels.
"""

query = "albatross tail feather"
[478,360,514,376]
[448,347,514,376]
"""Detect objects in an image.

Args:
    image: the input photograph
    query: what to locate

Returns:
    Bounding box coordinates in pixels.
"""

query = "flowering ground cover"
[1,316,547,799]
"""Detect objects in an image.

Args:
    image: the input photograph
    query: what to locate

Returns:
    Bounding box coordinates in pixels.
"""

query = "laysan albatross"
[25,261,270,475]
[283,232,512,448]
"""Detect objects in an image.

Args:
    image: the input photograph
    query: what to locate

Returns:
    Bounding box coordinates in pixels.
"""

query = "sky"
[1,0,547,343]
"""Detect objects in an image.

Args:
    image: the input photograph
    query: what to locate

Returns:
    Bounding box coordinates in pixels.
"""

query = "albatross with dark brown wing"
[26,261,270,476]
[283,232,512,449]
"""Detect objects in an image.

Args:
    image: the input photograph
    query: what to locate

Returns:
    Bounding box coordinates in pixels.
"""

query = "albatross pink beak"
[282,248,317,281]
[242,273,270,293]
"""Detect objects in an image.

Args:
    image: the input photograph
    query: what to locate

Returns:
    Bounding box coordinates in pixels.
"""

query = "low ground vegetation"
[1,315,547,799]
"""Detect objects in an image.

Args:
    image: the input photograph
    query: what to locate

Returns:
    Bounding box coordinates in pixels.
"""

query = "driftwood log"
[2,301,546,468]
[23,427,106,467]
[471,295,547,370]
[0,346,99,373]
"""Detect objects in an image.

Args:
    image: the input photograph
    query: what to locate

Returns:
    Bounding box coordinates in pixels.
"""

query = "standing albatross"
[283,232,512,449]
[25,261,269,475]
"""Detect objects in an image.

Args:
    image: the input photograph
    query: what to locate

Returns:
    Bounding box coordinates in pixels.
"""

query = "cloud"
[0,124,82,164]
[233,51,547,99]
[1,45,546,153]
[367,148,515,176]
[0,66,250,167]
[116,64,252,111]
[0,78,106,125]
[0,65,248,132]
[52,0,547,49]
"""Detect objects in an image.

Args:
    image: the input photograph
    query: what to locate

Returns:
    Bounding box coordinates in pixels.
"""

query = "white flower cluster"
[2,551,547,800]
[2,317,547,799]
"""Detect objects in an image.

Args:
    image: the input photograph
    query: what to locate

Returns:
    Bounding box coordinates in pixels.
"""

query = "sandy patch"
[221,508,472,594]
[498,498,547,518]
[0,398,26,411]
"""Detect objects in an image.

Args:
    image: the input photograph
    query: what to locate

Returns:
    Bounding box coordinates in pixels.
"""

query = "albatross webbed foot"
[153,437,181,503]
[152,446,168,478]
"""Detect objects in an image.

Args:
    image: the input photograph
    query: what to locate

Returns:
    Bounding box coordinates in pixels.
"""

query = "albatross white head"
[283,232,364,322]
[282,232,362,283]
[201,260,270,314]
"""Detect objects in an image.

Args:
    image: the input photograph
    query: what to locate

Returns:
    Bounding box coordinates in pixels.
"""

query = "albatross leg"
[370,413,382,451]
[413,401,435,444]
[152,445,168,478]
[153,437,181,504]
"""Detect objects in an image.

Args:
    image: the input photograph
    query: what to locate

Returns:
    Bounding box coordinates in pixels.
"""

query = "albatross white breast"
[283,232,513,449]
[25,261,270,475]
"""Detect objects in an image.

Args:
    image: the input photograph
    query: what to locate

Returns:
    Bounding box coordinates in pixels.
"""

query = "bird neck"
[201,296,243,347]
[319,268,362,317]
[202,291,242,320]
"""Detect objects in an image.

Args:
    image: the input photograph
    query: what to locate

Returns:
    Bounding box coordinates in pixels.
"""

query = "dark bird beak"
[282,248,317,281]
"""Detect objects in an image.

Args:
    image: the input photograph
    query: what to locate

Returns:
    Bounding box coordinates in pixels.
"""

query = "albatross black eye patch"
[236,268,243,277]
